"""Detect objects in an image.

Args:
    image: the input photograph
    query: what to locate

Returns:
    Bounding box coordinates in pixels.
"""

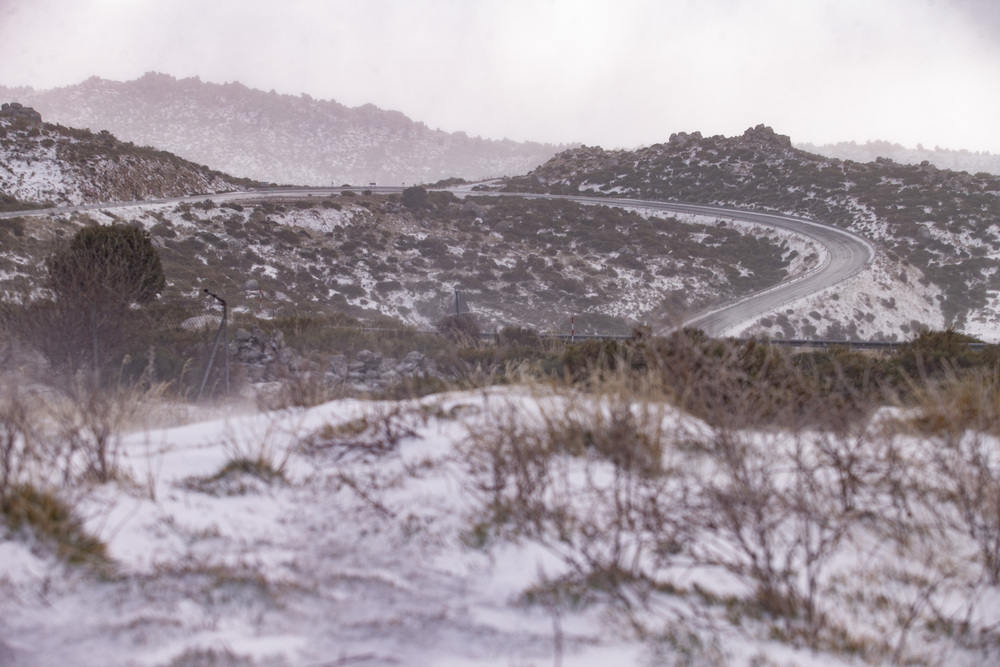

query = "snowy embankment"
[735,251,946,341]
[2,386,999,666]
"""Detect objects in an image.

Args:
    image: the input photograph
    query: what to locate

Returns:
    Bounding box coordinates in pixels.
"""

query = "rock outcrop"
[0,102,42,122]
[230,326,439,393]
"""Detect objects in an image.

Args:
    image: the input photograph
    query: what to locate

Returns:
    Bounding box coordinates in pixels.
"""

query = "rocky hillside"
[0,102,252,207]
[0,189,808,335]
[0,73,565,186]
[503,125,1000,336]
[2,114,988,342]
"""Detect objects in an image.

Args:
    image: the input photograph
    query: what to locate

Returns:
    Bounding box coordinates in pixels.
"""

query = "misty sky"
[1,0,998,153]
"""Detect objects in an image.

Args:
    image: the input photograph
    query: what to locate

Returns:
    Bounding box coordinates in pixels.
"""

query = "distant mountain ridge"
[0,73,566,186]
[796,140,1000,176]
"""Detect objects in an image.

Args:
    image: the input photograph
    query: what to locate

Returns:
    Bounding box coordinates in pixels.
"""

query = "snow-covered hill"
[5,111,999,342]
[0,103,248,207]
[0,73,566,187]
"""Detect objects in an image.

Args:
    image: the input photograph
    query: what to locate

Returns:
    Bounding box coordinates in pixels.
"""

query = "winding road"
[458,192,875,337]
[1,187,875,337]
[608,199,875,336]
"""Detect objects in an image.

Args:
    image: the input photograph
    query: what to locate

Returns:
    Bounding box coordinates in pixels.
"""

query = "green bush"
[402,186,428,210]
[890,328,996,380]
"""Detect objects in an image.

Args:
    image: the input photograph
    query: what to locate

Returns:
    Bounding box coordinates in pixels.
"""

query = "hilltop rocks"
[230,326,439,392]
[668,125,792,151]
[0,102,42,123]
[739,124,793,150]
[668,131,703,147]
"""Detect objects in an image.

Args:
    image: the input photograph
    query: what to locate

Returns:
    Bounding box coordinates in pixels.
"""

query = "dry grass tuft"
[2,482,110,568]
[904,367,1000,436]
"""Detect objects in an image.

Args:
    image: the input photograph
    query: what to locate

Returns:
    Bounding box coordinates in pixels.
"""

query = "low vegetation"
[1,191,801,337]
[0,380,166,573]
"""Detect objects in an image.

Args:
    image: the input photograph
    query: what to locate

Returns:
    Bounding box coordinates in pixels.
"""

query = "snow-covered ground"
[1,393,645,666]
[736,251,946,341]
[3,387,999,666]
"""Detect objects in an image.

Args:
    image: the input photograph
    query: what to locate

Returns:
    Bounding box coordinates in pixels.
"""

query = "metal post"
[197,289,228,401]
[223,307,229,394]
[571,316,575,343]
[91,305,100,388]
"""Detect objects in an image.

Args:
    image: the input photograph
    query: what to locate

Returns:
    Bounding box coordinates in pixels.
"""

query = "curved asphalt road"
[1,187,875,338]
[613,199,875,337]
[472,192,875,337]
[668,204,875,336]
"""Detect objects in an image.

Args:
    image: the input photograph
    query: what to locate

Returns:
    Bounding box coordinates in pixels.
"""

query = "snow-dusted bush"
[0,385,35,506]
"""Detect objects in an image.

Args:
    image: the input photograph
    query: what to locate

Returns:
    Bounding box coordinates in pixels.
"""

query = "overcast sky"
[1,0,998,153]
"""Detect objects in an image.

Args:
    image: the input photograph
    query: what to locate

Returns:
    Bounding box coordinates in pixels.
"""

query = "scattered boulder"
[323,348,439,392]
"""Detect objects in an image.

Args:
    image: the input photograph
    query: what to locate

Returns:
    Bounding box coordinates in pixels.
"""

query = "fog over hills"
[0,73,566,186]
[797,140,1000,177]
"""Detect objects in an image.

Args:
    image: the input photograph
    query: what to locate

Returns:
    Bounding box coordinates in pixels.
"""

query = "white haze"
[0,0,998,152]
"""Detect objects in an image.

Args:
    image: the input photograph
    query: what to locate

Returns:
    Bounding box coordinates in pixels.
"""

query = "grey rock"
[401,351,425,366]
[355,349,379,366]
[328,354,348,377]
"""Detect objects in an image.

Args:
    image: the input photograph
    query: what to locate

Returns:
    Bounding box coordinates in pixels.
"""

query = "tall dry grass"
[458,351,1000,661]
